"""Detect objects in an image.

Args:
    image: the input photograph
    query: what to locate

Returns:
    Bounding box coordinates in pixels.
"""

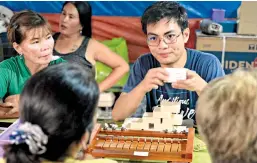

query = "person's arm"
[88,39,129,93]
[0,64,20,117]
[0,94,20,118]
[0,68,8,100]
[112,67,169,121]
[0,100,12,117]
[0,66,8,104]
[112,84,146,121]
[4,94,20,115]
[0,72,15,116]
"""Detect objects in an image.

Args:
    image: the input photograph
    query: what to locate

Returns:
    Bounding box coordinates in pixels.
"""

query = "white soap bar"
[133,151,149,156]
[165,68,187,83]
[97,92,115,107]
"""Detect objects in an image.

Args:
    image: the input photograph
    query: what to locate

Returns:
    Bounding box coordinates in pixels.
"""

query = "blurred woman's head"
[5,63,99,163]
[60,1,92,37]
[196,68,257,163]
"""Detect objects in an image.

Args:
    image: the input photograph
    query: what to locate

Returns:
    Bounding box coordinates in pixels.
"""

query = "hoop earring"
[80,29,82,35]
[19,53,23,59]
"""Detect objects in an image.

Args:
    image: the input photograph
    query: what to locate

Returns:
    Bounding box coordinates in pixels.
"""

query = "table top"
[0,119,17,123]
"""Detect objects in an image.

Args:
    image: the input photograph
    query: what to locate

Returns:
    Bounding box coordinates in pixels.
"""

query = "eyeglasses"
[147,32,182,46]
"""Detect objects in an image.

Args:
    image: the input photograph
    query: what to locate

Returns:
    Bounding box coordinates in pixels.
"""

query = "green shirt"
[0,56,65,99]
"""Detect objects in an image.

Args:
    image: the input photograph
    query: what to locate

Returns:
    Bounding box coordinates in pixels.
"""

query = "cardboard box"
[237,2,257,35]
[196,31,257,74]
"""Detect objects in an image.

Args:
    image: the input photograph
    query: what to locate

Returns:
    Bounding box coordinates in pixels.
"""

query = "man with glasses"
[112,1,224,124]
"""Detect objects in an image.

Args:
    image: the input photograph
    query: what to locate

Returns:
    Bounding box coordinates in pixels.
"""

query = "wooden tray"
[87,125,194,162]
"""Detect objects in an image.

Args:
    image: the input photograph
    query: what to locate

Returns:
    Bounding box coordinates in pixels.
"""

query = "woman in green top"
[1,63,116,163]
[0,10,65,117]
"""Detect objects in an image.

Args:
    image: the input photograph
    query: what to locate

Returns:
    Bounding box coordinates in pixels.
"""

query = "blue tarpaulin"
[0,1,241,18]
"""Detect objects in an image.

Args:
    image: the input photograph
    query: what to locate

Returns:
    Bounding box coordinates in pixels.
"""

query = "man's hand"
[139,68,169,93]
[172,70,207,95]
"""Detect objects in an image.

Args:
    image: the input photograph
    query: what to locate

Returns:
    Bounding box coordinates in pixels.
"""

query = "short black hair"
[141,1,188,34]
[63,1,92,37]
[4,63,99,163]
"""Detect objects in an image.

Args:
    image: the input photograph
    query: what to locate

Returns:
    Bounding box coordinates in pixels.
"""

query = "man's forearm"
[112,85,146,121]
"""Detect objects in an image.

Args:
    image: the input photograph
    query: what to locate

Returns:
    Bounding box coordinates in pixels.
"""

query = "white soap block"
[142,117,160,123]
[162,114,183,125]
[130,124,142,130]
[165,68,187,83]
[153,107,172,118]
[124,123,131,129]
[172,114,183,125]
[160,101,181,113]
[130,121,148,130]
[155,122,173,130]
[142,112,159,123]
[98,92,115,107]
[160,105,180,114]
[144,122,163,131]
